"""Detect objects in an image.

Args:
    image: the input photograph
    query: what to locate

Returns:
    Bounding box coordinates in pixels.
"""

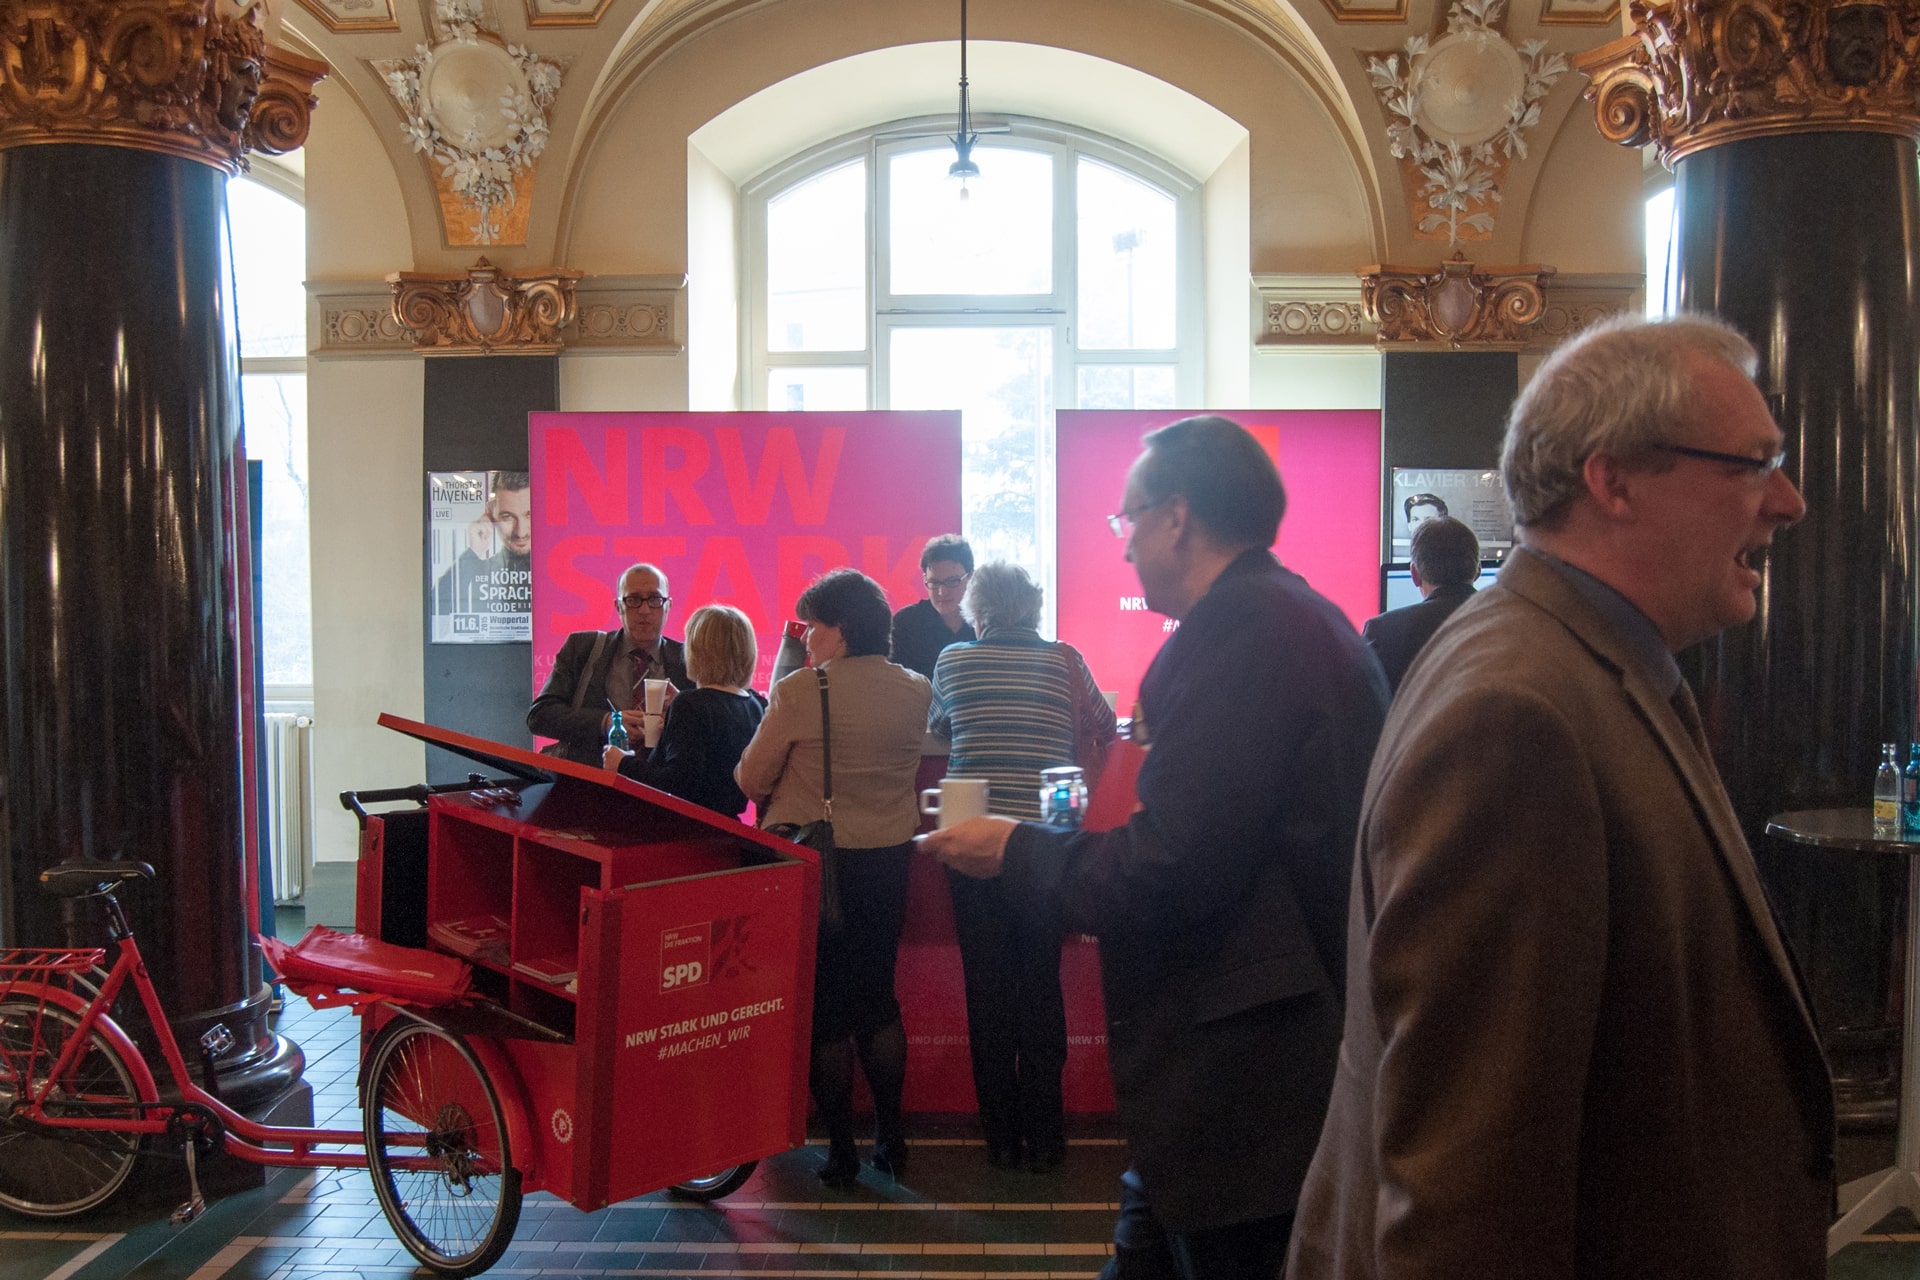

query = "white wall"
[307,356,425,863]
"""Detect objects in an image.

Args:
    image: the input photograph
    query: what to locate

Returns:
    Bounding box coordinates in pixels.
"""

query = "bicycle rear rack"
[0,948,110,1003]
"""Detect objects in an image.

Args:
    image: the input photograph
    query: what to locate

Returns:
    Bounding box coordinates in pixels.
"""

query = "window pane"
[768,367,868,411]
[1077,364,1176,410]
[242,373,312,686]
[1077,159,1176,349]
[890,147,1052,295]
[226,179,307,359]
[890,327,1053,572]
[768,159,866,351]
[1645,186,1676,317]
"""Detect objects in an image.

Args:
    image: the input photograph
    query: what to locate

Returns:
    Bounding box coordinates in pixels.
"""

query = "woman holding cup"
[735,570,931,1189]
[927,562,1116,1172]
[603,604,765,819]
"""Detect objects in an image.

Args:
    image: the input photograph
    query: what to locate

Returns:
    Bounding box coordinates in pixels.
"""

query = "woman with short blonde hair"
[605,603,764,818]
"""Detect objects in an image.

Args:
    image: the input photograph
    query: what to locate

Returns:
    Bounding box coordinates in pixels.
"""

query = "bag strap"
[570,631,613,709]
[816,668,833,822]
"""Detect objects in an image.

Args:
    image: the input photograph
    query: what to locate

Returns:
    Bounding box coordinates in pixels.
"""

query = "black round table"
[1767,808,1920,1254]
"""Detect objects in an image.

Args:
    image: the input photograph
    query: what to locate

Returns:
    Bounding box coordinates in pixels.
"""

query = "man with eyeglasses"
[527,562,693,765]
[890,533,978,680]
[1288,314,1833,1280]
[926,416,1388,1280]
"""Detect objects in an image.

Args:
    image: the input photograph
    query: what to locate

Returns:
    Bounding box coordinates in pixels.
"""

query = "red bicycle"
[0,858,530,1275]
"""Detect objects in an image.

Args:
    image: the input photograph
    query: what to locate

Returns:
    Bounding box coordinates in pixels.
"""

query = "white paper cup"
[643,678,669,715]
[642,712,663,749]
[918,777,990,828]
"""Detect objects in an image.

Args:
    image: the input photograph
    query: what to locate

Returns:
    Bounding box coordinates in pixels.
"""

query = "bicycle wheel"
[0,999,142,1216]
[668,1160,756,1201]
[363,1019,521,1277]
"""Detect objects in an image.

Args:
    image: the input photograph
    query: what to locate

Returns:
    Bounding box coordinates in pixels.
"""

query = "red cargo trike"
[0,713,821,1278]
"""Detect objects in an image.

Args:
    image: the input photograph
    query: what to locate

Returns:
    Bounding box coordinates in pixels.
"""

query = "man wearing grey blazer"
[1288,315,1834,1279]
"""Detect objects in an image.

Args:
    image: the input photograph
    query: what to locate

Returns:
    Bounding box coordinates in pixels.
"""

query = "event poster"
[527,412,962,691]
[1055,410,1382,713]
[1387,467,1515,562]
[428,469,533,643]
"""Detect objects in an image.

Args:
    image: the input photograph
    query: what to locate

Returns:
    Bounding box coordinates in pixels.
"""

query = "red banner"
[1055,410,1383,713]
[528,411,963,688]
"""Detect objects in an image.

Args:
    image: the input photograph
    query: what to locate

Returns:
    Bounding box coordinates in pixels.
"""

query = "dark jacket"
[1001,549,1389,1233]
[527,629,690,765]
[1361,581,1476,693]
[618,686,765,818]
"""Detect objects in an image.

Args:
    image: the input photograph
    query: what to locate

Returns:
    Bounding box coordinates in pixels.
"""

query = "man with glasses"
[891,533,977,680]
[926,417,1388,1280]
[528,562,692,765]
[1288,315,1832,1280]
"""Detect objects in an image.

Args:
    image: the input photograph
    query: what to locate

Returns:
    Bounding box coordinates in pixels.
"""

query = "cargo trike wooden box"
[355,714,820,1211]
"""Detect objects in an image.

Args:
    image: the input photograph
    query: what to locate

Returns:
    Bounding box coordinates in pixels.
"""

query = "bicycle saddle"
[39,860,156,896]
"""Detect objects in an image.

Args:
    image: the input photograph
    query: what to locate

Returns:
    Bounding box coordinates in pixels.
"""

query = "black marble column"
[1673,129,1920,1124]
[0,144,300,1106]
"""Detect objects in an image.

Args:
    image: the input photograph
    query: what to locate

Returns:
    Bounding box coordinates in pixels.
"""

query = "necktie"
[629,648,655,703]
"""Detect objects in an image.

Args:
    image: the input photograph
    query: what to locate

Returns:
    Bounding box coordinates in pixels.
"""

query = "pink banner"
[528,412,962,689]
[1056,410,1383,713]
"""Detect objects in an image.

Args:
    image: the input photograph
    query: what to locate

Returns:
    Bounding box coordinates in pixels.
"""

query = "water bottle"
[1904,743,1920,835]
[1874,742,1902,836]
[1039,766,1087,828]
[607,708,630,753]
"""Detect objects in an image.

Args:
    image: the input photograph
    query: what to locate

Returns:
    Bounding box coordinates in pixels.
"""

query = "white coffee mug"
[919,777,990,828]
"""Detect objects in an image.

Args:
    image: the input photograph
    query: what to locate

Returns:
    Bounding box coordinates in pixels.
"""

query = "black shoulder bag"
[769,669,842,933]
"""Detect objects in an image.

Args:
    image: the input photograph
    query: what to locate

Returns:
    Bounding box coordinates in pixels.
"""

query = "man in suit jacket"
[1362,516,1480,693]
[1288,315,1833,1280]
[527,562,691,765]
[926,416,1389,1280]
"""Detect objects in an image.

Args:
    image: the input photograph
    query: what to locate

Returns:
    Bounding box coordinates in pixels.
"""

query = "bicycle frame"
[1,930,376,1169]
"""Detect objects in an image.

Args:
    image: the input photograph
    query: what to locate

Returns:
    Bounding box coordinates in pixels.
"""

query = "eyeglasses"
[925,573,971,591]
[1656,443,1788,478]
[1107,496,1171,539]
[620,593,671,611]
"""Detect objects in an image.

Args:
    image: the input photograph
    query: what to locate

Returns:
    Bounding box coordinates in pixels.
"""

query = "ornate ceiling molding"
[389,257,582,355]
[1319,0,1412,24]
[373,0,565,247]
[525,0,616,27]
[0,1,325,172]
[1360,255,1556,347]
[316,272,684,356]
[1539,0,1621,25]
[1575,0,1920,166]
[1366,0,1569,243]
[1253,275,1377,346]
[289,0,399,34]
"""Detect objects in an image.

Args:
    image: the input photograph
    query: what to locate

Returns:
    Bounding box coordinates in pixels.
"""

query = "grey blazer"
[736,654,931,849]
[1288,547,1834,1280]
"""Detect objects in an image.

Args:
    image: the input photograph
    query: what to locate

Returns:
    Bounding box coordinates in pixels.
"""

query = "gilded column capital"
[1575,0,1920,165]
[389,258,583,356]
[0,1,325,172]
[1360,255,1556,346]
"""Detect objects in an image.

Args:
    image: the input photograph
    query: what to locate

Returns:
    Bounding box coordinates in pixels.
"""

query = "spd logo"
[660,922,711,992]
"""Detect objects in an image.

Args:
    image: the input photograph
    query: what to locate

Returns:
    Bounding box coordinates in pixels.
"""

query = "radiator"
[263,712,313,904]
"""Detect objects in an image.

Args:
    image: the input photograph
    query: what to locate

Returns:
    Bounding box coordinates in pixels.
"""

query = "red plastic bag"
[261,926,472,1010]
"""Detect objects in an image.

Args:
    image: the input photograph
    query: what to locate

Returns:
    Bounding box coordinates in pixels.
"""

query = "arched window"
[747,121,1201,583]
[227,175,311,697]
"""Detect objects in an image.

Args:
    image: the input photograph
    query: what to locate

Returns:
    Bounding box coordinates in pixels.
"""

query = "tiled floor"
[7,936,1920,1278]
[3,990,1131,1280]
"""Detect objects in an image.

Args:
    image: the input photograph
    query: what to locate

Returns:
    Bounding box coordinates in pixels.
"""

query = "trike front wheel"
[362,1019,522,1277]
[0,999,142,1217]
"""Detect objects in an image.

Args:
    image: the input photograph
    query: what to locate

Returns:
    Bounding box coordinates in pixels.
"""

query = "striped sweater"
[928,627,1108,820]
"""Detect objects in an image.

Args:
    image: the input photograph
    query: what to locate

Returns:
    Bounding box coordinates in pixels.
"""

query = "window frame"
[742,116,1204,410]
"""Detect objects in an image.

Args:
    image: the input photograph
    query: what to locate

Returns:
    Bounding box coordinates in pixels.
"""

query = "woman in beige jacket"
[736,569,931,1190]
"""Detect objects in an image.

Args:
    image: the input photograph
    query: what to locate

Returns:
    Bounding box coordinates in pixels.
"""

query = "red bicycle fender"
[463,1033,536,1182]
[2,982,160,1103]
